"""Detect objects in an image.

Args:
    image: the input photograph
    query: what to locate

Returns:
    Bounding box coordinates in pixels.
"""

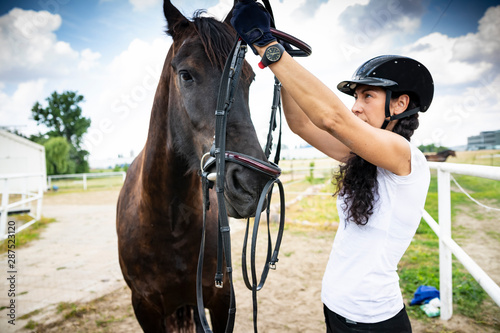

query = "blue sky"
[1,0,499,166]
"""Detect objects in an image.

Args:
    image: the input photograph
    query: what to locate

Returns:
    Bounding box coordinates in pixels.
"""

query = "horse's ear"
[223,0,239,25]
[164,0,190,39]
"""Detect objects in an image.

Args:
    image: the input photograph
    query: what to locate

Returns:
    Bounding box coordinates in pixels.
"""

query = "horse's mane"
[166,11,252,77]
[192,11,236,71]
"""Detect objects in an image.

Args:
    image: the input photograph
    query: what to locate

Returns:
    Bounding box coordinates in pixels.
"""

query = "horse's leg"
[207,294,231,333]
[131,291,165,333]
[192,306,205,333]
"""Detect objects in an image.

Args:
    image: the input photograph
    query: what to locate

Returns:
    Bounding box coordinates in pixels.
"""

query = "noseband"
[196,9,312,333]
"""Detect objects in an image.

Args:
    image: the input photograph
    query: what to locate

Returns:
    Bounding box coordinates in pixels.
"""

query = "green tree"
[31,91,91,173]
[44,137,72,175]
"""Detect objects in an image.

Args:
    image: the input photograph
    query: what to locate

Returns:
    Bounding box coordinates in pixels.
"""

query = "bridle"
[196,3,312,332]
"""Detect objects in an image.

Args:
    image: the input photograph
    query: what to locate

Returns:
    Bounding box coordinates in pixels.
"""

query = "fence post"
[83,174,87,190]
[438,168,453,320]
[36,175,44,220]
[0,178,10,238]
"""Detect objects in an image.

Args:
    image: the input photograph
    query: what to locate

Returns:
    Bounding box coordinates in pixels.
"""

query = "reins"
[197,3,312,332]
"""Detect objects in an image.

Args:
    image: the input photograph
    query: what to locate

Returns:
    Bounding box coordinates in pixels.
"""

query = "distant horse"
[116,1,271,332]
[425,150,456,162]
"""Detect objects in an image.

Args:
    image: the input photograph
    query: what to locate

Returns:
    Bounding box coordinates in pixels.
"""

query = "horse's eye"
[179,70,193,82]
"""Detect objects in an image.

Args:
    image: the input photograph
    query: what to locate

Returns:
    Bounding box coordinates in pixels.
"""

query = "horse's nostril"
[228,165,248,193]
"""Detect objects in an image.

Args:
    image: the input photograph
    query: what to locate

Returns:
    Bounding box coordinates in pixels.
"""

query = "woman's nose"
[352,100,362,115]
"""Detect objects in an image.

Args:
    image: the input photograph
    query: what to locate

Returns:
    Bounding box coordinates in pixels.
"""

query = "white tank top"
[321,141,430,323]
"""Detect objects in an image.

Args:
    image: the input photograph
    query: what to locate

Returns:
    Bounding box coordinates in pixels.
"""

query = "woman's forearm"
[256,43,351,134]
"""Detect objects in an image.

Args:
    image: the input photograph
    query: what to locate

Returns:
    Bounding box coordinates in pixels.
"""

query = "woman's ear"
[391,94,410,115]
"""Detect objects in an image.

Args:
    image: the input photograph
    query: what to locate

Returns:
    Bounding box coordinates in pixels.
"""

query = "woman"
[232,1,434,332]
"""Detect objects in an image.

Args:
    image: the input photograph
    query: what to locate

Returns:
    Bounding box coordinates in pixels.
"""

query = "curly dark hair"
[333,97,420,226]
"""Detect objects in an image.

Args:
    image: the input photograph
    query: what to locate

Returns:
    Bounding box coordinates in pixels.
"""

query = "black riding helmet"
[337,55,434,129]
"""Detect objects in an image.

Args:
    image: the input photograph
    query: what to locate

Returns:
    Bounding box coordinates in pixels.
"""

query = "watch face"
[266,46,282,62]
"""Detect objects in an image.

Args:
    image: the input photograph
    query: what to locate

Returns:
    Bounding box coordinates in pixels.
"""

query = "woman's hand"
[230,0,276,54]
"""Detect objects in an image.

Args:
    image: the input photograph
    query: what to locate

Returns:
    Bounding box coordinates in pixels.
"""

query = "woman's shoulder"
[378,140,429,183]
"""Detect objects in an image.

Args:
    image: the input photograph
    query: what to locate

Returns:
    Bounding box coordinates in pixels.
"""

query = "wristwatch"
[258,43,285,69]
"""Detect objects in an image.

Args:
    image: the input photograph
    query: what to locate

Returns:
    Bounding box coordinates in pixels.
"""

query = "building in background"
[0,130,46,234]
[0,129,47,191]
[467,130,500,150]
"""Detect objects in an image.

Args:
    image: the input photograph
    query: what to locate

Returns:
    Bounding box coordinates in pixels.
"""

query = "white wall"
[0,130,47,192]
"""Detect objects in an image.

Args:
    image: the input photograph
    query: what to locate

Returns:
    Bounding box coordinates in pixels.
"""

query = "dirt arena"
[1,184,498,332]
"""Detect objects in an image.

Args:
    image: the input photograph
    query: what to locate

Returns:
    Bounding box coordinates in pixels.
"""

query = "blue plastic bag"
[410,285,440,306]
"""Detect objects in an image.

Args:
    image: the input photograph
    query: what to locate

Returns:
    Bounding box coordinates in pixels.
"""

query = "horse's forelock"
[192,12,236,71]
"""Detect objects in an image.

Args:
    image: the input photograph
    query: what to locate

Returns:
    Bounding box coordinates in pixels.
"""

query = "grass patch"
[57,302,94,319]
[399,173,500,329]
[285,169,500,330]
[19,308,42,320]
[24,319,37,329]
[49,175,125,192]
[452,149,500,166]
[284,180,338,225]
[486,230,500,242]
[96,315,125,327]
[0,216,55,253]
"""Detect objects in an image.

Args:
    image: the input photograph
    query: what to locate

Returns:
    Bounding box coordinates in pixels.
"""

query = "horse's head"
[162,1,270,218]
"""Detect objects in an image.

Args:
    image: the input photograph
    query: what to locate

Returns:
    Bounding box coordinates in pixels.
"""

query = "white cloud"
[2,0,499,165]
[404,33,493,86]
[78,49,102,71]
[406,5,500,87]
[413,72,500,147]
[0,8,101,83]
[453,5,500,65]
[0,79,47,133]
[129,0,161,11]
[339,0,424,35]
[81,36,171,161]
[403,5,500,147]
[205,0,233,21]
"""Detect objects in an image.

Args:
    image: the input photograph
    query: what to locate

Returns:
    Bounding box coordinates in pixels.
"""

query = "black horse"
[116,1,271,332]
[425,150,456,162]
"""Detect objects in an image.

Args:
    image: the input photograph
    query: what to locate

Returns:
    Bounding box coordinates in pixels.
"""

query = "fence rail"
[0,173,45,239]
[424,162,500,320]
[47,171,126,190]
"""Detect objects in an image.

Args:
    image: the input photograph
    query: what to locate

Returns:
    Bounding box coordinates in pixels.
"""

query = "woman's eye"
[179,71,193,82]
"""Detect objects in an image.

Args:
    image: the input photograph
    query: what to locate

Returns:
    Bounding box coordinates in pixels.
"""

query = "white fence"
[47,171,126,190]
[424,162,500,320]
[0,173,45,239]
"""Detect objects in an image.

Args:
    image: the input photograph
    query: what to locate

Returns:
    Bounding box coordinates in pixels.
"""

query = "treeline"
[418,144,451,153]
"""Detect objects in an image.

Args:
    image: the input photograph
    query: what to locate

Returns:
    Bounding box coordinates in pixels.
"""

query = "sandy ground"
[0,187,498,332]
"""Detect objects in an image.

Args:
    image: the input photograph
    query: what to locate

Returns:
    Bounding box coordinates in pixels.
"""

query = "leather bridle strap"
[213,38,245,333]
[197,38,244,333]
[197,36,286,333]
[196,2,312,330]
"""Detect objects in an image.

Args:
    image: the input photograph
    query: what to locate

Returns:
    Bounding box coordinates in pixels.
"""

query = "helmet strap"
[389,107,420,121]
[381,89,392,130]
[381,89,420,129]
